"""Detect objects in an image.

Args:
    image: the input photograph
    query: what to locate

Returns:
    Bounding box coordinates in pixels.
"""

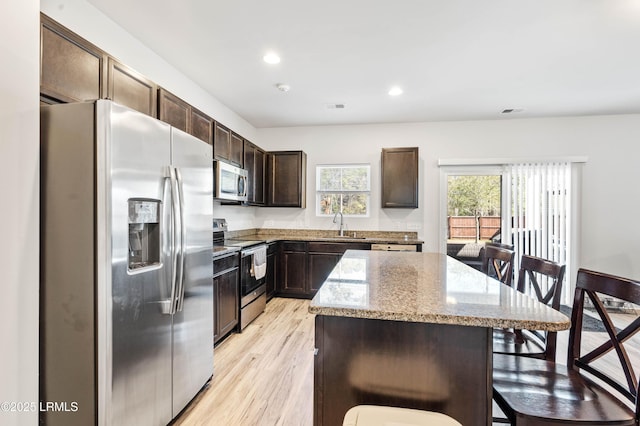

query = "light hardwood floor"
[174,298,639,426]
[173,298,315,426]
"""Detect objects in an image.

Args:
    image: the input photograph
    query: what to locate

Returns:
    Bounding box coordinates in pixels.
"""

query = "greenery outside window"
[316,164,370,216]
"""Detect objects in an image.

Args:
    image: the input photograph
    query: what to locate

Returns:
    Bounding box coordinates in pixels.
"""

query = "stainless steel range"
[212,219,267,331]
[225,239,267,331]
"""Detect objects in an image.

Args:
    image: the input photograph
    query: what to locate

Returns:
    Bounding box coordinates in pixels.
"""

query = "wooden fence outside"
[448,216,500,240]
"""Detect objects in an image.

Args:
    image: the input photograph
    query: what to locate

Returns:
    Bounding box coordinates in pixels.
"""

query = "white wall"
[256,114,640,281]
[40,0,258,142]
[0,2,40,425]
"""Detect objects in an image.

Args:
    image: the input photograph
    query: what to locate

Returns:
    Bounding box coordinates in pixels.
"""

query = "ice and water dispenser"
[128,199,161,270]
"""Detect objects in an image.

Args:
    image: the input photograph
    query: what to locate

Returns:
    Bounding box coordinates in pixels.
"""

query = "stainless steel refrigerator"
[40,100,213,426]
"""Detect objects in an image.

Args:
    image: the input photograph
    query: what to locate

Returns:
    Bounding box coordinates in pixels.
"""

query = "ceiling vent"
[501,108,524,114]
[326,103,346,109]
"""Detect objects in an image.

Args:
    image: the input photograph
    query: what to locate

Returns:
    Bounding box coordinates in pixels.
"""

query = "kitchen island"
[309,250,570,426]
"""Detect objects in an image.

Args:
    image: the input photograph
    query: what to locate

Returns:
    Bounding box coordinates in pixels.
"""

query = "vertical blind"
[504,162,572,304]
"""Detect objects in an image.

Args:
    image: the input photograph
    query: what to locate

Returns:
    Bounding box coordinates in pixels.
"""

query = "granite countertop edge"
[308,305,569,330]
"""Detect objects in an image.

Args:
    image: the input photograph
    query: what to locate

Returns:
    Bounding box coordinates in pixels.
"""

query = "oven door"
[240,248,266,296]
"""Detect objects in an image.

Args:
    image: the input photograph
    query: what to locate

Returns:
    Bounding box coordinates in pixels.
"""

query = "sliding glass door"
[440,162,577,304]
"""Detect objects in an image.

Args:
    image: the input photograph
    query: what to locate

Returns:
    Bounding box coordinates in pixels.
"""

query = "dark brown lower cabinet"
[308,242,371,296]
[277,241,308,297]
[277,241,371,298]
[213,252,239,344]
[314,316,491,426]
[265,242,278,300]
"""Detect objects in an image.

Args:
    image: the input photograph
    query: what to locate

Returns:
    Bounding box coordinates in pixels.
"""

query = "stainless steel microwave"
[214,160,248,202]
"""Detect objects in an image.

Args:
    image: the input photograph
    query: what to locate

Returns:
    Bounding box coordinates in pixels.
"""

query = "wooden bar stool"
[343,405,462,426]
[493,254,566,361]
[482,244,515,286]
[493,268,640,425]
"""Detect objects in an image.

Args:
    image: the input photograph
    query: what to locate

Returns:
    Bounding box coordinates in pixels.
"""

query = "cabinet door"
[215,268,239,343]
[244,141,266,205]
[40,14,106,103]
[381,147,419,208]
[190,107,213,144]
[267,151,307,207]
[107,58,157,117]
[308,252,342,294]
[213,276,220,342]
[254,147,266,205]
[230,133,244,166]
[266,243,278,300]
[214,123,231,162]
[158,88,189,132]
[278,242,307,296]
[244,140,256,202]
[308,242,371,294]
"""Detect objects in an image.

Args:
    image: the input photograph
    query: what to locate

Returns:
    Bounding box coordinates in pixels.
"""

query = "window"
[316,164,370,216]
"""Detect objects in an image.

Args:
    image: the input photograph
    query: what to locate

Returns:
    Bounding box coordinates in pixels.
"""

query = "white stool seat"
[343,405,462,426]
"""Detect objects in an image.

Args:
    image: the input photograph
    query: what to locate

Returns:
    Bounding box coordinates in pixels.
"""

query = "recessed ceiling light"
[263,52,281,64]
[388,86,403,96]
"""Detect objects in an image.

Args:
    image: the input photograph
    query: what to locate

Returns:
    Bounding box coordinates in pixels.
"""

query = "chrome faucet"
[333,211,344,236]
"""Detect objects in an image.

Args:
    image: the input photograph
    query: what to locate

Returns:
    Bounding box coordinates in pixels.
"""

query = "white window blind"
[504,162,572,304]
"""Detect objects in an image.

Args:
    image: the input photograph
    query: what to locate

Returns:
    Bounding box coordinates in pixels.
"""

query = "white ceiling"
[86,0,640,128]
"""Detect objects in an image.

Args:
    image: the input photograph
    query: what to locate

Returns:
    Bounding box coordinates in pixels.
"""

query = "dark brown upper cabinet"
[158,88,189,132]
[190,107,214,145]
[214,124,243,166]
[267,151,307,208]
[243,140,266,205]
[381,147,419,208]
[158,88,214,144]
[40,13,107,104]
[230,133,244,166]
[107,58,157,118]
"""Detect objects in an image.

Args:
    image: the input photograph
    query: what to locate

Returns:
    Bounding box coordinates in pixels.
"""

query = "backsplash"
[225,228,419,241]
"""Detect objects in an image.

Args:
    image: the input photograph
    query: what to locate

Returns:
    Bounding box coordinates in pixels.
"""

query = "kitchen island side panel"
[314,315,491,426]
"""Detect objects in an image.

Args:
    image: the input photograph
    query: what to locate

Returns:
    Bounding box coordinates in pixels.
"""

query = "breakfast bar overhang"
[309,251,570,426]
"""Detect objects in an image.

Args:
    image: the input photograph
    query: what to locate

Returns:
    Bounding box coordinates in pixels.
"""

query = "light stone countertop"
[225,228,424,245]
[309,250,571,331]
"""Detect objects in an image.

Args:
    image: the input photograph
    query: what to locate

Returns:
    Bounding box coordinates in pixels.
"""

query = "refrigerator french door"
[40,100,213,426]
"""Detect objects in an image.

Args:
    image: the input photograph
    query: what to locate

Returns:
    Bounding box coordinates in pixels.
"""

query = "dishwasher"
[371,243,419,252]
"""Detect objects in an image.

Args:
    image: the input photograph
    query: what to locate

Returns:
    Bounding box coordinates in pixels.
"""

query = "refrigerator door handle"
[175,167,187,312]
[159,172,175,315]
[169,166,181,315]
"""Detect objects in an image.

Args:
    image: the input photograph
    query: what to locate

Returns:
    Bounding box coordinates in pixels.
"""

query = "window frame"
[316,163,371,217]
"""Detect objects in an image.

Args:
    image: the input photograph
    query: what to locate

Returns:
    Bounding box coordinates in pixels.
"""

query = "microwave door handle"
[175,167,186,312]
[240,175,248,197]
